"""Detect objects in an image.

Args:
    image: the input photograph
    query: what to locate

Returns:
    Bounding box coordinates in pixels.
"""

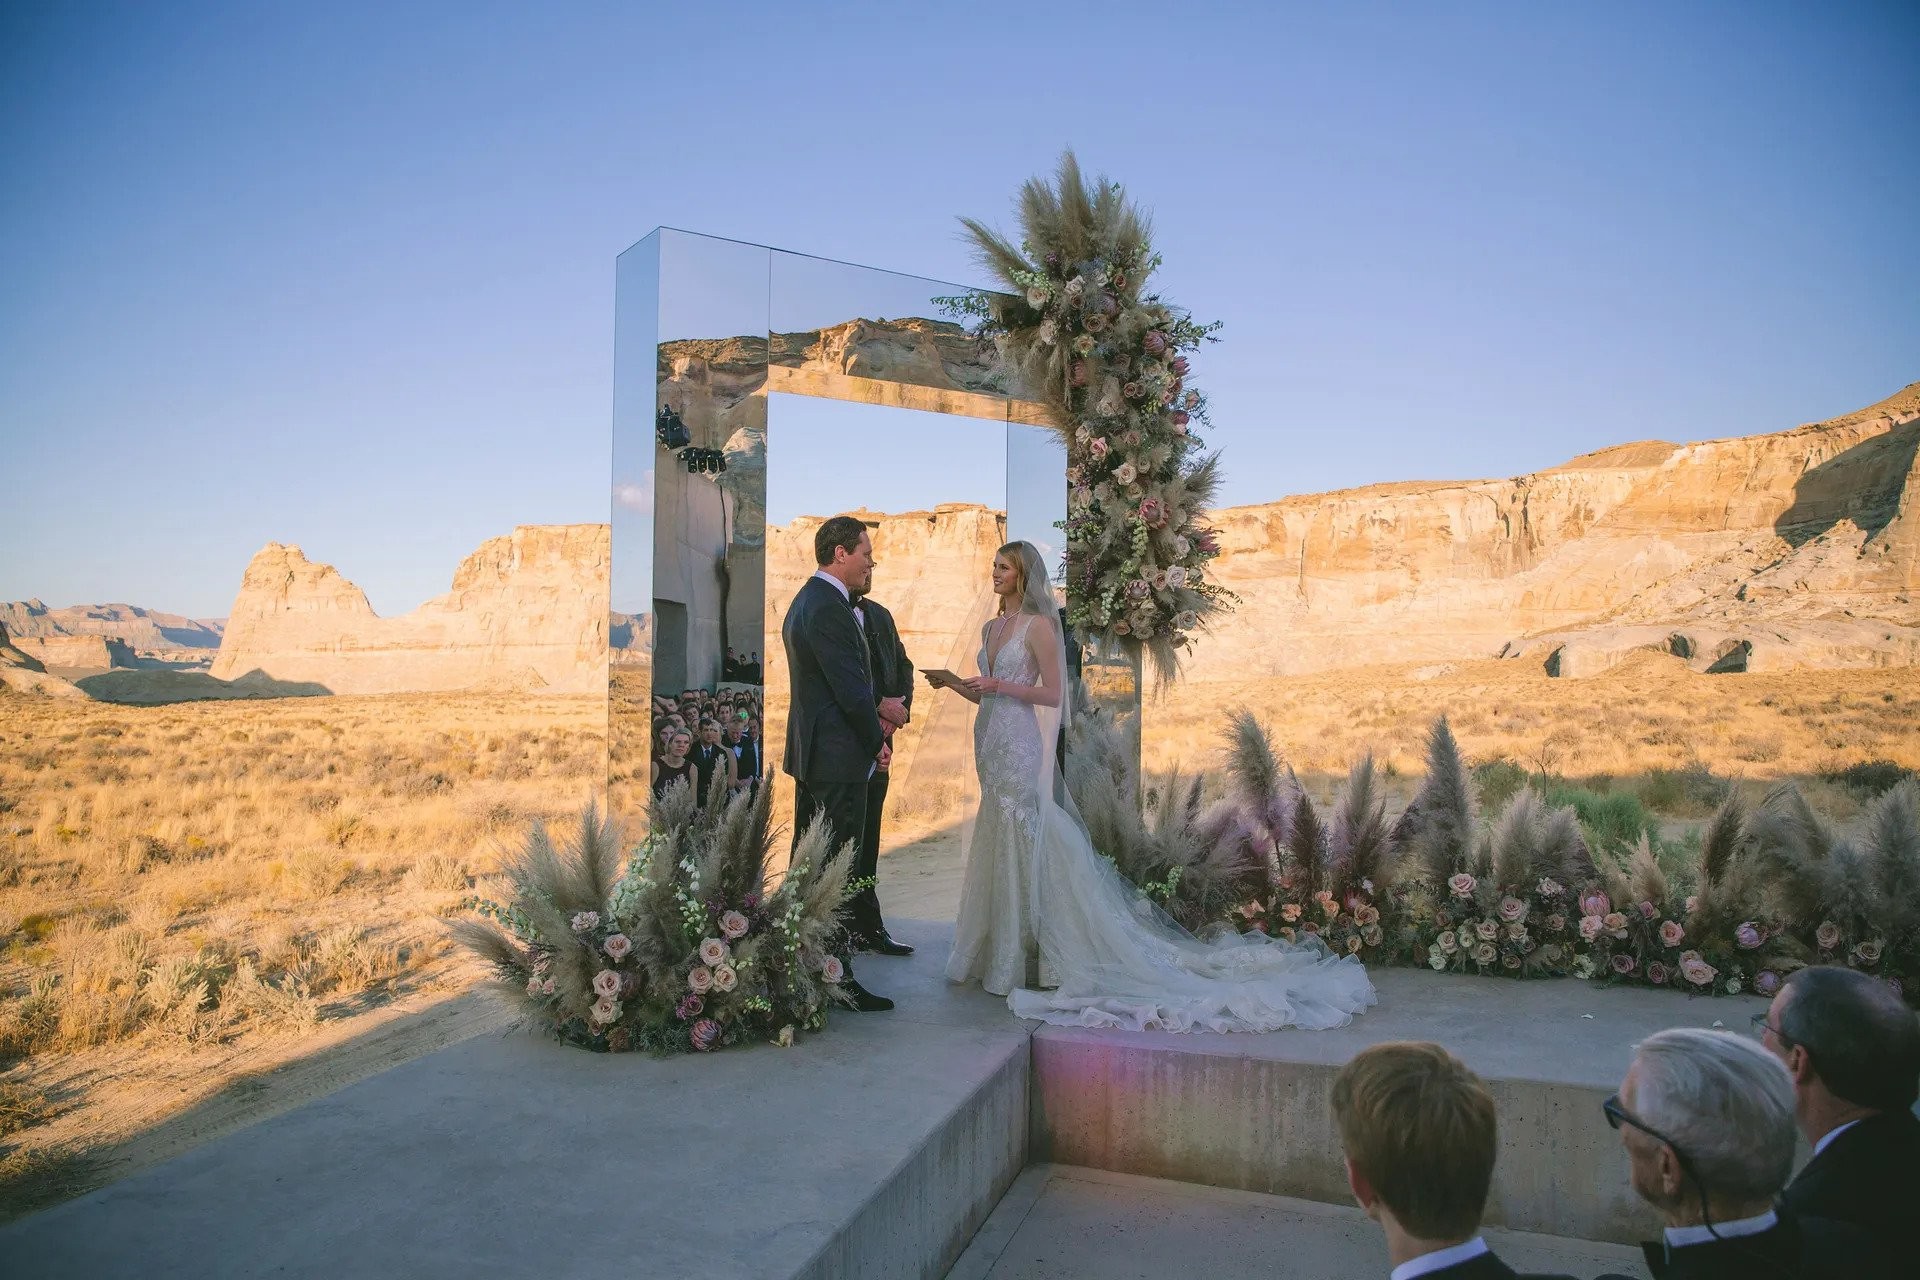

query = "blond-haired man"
[1333,1042,1562,1280]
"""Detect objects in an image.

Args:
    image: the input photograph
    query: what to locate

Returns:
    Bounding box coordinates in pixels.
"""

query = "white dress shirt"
[812,569,850,601]
[1811,1118,1861,1159]
[1662,1207,1776,1249]
[1391,1238,1489,1280]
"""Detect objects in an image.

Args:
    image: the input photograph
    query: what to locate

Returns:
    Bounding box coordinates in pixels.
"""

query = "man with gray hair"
[1758,965,1919,1248]
[1604,1027,1889,1280]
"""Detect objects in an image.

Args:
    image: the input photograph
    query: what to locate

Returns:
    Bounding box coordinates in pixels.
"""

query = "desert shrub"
[0,1081,60,1137]
[1543,784,1655,855]
[404,853,469,893]
[1821,760,1916,798]
[1633,765,1731,817]
[1472,758,1531,813]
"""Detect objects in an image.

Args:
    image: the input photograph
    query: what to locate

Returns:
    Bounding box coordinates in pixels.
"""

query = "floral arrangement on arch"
[1064,705,1918,1006]
[946,152,1234,683]
[452,784,858,1054]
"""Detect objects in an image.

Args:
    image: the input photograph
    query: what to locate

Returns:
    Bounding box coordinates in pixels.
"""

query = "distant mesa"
[209,523,610,696]
[1188,381,1920,680]
[0,600,224,652]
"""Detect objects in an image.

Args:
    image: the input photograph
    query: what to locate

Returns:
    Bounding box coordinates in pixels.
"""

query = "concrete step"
[949,1165,1648,1280]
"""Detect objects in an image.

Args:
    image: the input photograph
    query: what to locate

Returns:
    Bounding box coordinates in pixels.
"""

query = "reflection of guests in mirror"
[726,716,760,791]
[653,729,695,798]
[691,718,737,803]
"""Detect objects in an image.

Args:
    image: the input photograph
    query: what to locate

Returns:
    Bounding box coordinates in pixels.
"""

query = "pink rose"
[602,933,632,961]
[1355,904,1380,926]
[541,977,555,995]
[1603,911,1629,937]
[699,938,729,967]
[592,970,622,998]
[1281,903,1302,922]
[712,964,738,992]
[1498,896,1528,923]
[1646,961,1669,985]
[1816,920,1841,951]
[1476,920,1499,941]
[720,911,750,940]
[1735,922,1765,951]
[690,1018,721,1052]
[525,975,542,997]
[1088,436,1109,458]
[1437,930,1459,954]
[1679,955,1717,986]
[1610,953,1637,975]
[1114,462,1138,486]
[1685,895,1698,914]
[591,996,620,1025]
[1122,381,1143,401]
[1639,901,1657,920]
[1151,570,1169,592]
[821,955,845,985]
[1579,915,1604,943]
[1854,940,1883,965]
[688,965,714,994]
[1502,953,1522,970]
[1346,935,1363,954]
[1472,942,1497,965]
[1448,873,1476,900]
[1660,920,1685,947]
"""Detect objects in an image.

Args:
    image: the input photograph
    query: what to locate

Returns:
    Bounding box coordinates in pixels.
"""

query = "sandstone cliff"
[0,601,224,654]
[1186,383,1920,680]
[11,633,138,671]
[210,524,609,694]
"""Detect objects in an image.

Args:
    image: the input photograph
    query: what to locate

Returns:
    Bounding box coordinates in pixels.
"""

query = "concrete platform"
[0,919,1030,1280]
[948,1165,1648,1280]
[1,887,1772,1274]
[1028,966,1770,1244]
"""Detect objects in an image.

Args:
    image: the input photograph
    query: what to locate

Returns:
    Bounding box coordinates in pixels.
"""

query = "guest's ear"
[1345,1157,1379,1220]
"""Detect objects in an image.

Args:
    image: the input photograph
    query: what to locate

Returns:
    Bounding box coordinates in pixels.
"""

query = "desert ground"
[0,690,603,1220]
[3,657,1918,1220]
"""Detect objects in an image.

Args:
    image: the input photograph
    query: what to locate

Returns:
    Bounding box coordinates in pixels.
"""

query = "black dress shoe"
[840,978,894,1012]
[862,932,915,957]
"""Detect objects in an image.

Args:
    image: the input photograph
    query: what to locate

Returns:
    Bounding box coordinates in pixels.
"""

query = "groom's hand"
[878,695,909,728]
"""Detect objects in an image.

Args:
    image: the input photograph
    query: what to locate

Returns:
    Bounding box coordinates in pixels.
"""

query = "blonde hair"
[996,541,1053,617]
[1332,1042,1497,1239]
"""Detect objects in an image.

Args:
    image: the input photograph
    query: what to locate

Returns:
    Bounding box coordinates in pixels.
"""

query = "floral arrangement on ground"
[1067,703,1919,1004]
[452,785,857,1053]
[946,152,1233,683]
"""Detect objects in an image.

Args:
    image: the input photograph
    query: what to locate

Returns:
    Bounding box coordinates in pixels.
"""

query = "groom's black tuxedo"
[854,596,912,947]
[781,574,886,947]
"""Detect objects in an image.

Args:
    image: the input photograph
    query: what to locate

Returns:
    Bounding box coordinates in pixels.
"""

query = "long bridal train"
[936,543,1377,1034]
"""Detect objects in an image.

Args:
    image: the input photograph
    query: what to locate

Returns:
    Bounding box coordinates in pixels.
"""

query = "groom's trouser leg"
[791,777,869,960]
[848,770,888,941]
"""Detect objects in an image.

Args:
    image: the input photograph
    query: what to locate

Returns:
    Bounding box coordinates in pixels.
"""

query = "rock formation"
[0,620,84,698]
[1187,383,1920,680]
[210,524,609,694]
[10,633,137,671]
[0,601,223,657]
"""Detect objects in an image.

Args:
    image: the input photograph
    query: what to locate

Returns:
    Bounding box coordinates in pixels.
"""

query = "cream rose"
[699,938,730,967]
[719,911,750,941]
[688,965,714,994]
[712,964,739,992]
[592,970,622,998]
[602,933,632,961]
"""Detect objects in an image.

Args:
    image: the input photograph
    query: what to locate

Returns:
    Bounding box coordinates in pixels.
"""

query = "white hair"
[1631,1028,1796,1202]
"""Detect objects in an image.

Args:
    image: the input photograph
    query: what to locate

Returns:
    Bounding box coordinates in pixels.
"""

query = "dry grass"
[1146,655,1920,818]
[0,689,602,1218]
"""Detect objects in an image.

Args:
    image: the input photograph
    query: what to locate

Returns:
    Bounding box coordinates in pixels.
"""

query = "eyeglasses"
[1749,1012,1802,1051]
[1602,1093,1691,1164]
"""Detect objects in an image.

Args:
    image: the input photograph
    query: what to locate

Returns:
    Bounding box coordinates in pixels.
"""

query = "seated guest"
[1332,1042,1567,1280]
[652,729,695,798]
[1605,1027,1890,1280]
[1759,965,1920,1247]
[690,717,736,803]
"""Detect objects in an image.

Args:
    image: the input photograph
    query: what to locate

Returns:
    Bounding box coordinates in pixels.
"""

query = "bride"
[925,541,1377,1033]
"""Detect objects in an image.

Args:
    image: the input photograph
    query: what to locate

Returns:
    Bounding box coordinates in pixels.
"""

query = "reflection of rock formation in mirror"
[652,337,767,695]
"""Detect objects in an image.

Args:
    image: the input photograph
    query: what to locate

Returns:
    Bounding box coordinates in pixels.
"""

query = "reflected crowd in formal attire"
[651,687,763,801]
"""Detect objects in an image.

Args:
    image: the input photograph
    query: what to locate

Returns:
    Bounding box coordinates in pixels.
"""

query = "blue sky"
[2,2,1915,618]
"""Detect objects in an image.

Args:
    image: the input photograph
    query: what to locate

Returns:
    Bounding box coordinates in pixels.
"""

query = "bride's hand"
[962,676,999,696]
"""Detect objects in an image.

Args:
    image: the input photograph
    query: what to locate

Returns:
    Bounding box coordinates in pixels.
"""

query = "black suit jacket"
[856,597,914,708]
[1781,1109,1919,1247]
[1635,1208,1893,1280]
[1404,1249,1567,1280]
[781,576,884,784]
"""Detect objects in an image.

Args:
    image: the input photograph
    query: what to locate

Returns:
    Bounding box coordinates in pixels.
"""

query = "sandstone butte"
[209,524,609,695]
[0,601,223,654]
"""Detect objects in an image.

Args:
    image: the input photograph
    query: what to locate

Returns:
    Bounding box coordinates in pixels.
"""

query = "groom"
[781,514,895,1013]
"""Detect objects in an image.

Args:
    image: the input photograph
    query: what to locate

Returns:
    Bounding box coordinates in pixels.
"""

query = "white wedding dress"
[946,614,1378,1032]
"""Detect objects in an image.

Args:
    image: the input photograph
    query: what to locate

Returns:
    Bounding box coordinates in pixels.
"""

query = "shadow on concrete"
[1774,419,1918,547]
